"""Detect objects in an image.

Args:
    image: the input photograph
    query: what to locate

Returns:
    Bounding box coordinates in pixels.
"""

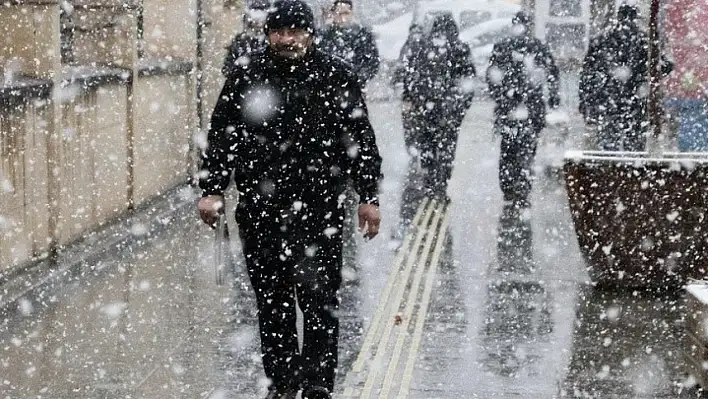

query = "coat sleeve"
[579,38,607,120]
[317,28,334,56]
[579,40,596,116]
[540,42,561,108]
[455,43,477,78]
[339,76,382,205]
[199,76,244,197]
[486,42,507,104]
[222,36,241,77]
[358,27,381,84]
[394,41,418,101]
[452,43,477,109]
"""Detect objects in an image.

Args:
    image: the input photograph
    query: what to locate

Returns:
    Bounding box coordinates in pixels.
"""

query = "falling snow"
[0,1,706,398]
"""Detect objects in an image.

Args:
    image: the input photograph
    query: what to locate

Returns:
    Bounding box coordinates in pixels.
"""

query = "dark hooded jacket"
[201,46,382,220]
[398,23,424,64]
[318,23,380,84]
[392,24,424,86]
[486,13,560,129]
[578,5,673,123]
[402,14,476,106]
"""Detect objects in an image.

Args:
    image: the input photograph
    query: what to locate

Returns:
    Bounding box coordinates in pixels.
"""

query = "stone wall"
[0,0,244,272]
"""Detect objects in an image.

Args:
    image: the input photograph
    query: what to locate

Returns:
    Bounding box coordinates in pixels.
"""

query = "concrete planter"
[684,282,708,389]
[564,151,708,288]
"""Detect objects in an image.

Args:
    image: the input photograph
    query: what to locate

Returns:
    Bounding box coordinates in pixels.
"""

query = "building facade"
[1,0,244,272]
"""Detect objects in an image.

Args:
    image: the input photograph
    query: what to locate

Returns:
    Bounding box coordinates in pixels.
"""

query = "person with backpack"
[486,11,559,208]
[578,4,673,151]
[404,13,476,198]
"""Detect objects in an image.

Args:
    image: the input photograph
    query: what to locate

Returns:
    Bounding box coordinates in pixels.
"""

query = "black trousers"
[596,106,647,152]
[498,121,542,204]
[417,101,466,193]
[236,203,344,392]
[402,104,424,150]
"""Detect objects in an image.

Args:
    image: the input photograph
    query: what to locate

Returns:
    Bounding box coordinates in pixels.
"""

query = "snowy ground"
[0,99,700,398]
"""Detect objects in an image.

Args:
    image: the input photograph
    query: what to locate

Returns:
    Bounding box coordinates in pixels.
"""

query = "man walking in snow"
[578,4,673,151]
[317,0,380,271]
[317,0,380,86]
[402,13,476,198]
[487,11,560,208]
[197,1,382,397]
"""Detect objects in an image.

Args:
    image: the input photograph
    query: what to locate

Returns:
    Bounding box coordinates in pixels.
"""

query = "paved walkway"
[0,100,698,398]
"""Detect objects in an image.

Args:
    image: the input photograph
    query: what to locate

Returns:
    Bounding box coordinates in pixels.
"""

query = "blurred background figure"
[397,22,424,63]
[578,4,673,152]
[222,0,270,77]
[318,0,380,85]
[662,0,706,151]
[318,0,380,272]
[401,13,476,199]
[487,11,559,208]
[392,23,425,151]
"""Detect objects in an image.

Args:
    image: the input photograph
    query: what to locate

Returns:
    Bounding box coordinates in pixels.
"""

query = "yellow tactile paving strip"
[342,198,451,398]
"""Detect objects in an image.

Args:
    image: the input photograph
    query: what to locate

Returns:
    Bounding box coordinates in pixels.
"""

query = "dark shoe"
[512,197,530,209]
[424,183,450,204]
[302,386,331,399]
[503,195,530,210]
[265,390,297,399]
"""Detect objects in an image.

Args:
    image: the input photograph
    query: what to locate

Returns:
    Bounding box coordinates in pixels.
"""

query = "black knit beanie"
[265,0,315,33]
[332,0,353,10]
[618,4,639,22]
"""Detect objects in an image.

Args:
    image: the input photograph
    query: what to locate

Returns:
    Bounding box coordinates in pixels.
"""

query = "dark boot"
[265,389,298,399]
[302,386,332,399]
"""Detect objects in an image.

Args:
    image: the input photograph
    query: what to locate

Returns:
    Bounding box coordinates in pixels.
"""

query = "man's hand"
[198,195,224,227]
[358,204,381,240]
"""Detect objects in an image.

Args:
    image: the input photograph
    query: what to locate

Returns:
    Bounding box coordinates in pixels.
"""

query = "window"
[59,1,132,66]
[550,0,582,18]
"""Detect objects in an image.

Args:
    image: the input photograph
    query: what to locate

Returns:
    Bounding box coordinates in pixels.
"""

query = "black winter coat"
[398,32,424,64]
[222,32,266,77]
[317,24,380,84]
[578,22,673,123]
[400,36,476,106]
[487,34,560,129]
[391,31,424,88]
[200,47,382,217]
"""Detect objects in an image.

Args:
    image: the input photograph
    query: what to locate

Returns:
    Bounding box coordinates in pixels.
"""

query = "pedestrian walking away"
[401,13,476,199]
[197,0,383,397]
[578,4,673,152]
[487,11,560,208]
[392,23,426,151]
[317,0,381,272]
[317,0,380,86]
